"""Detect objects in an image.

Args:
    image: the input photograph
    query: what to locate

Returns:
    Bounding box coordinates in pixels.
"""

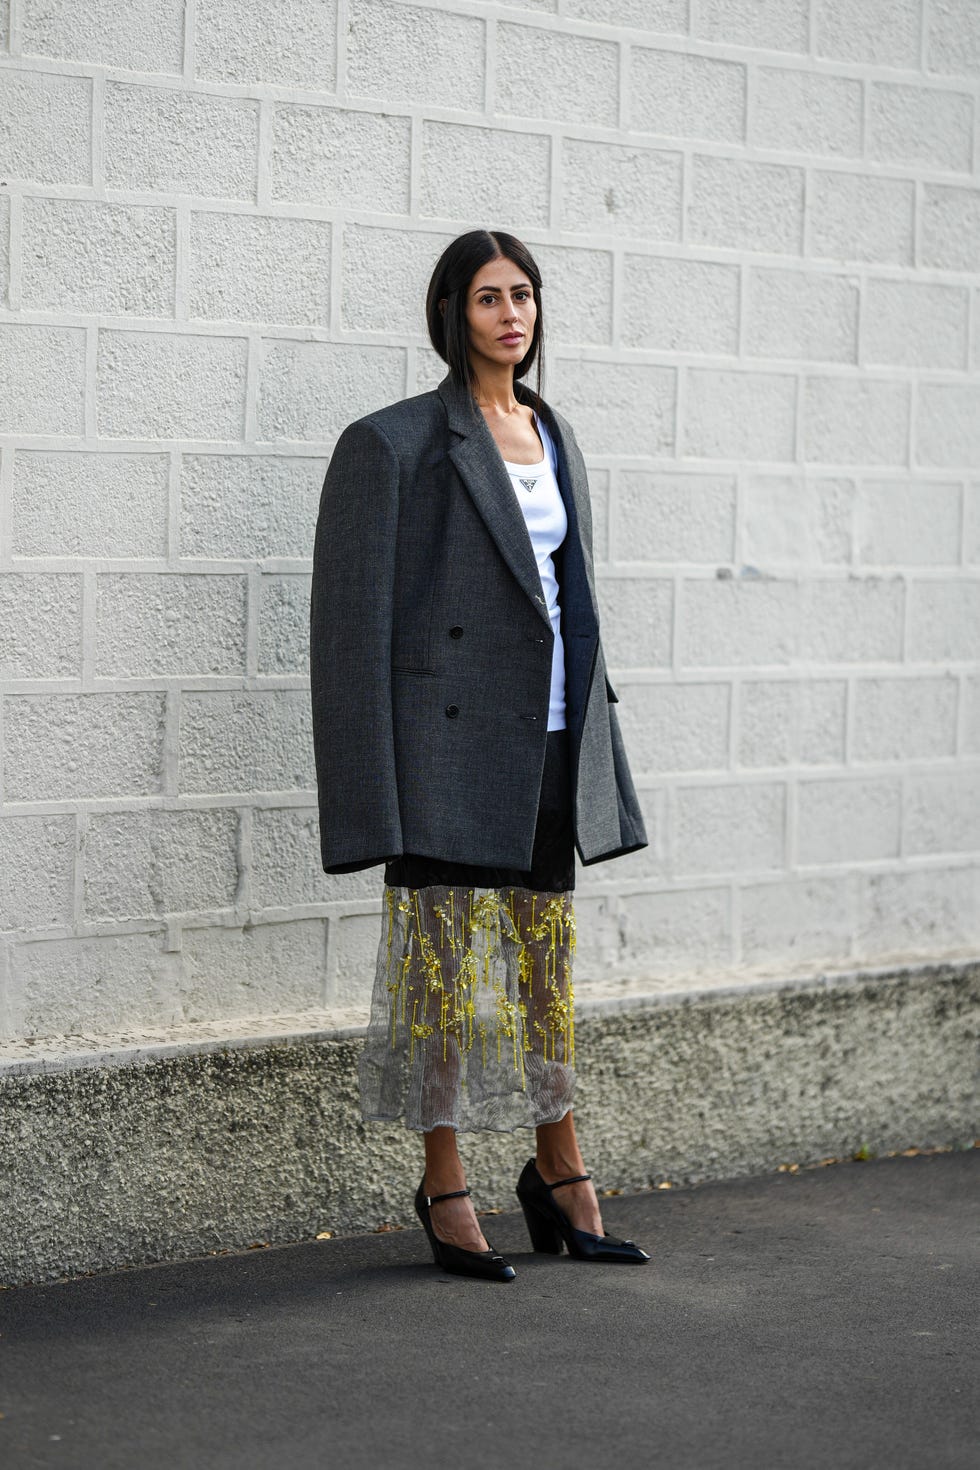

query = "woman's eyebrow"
[471,280,533,296]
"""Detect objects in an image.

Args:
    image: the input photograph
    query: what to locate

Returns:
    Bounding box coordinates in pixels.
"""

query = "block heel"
[515,1158,650,1264]
[519,1199,564,1254]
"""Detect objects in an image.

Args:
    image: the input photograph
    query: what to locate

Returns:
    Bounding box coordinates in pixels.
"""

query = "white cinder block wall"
[1,0,979,1047]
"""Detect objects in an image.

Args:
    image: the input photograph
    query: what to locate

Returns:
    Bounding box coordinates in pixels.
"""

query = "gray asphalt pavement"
[1,1150,976,1470]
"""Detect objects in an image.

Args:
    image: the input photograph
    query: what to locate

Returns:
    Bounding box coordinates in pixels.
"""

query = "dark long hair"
[425,229,544,409]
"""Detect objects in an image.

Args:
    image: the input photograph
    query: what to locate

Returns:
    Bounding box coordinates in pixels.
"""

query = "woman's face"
[463,256,537,374]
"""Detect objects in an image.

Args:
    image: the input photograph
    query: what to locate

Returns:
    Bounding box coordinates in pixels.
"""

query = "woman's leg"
[422,1126,490,1252]
[535,1110,604,1236]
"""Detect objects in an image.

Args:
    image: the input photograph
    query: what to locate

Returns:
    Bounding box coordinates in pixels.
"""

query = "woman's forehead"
[469,258,532,294]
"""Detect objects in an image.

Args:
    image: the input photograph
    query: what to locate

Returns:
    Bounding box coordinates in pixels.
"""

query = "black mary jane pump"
[516,1158,650,1264]
[414,1179,516,1282]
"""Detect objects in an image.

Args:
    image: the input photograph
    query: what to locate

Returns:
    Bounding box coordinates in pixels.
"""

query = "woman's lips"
[499,334,524,343]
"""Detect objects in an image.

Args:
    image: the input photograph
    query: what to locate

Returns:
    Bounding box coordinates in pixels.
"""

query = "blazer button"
[445,704,460,719]
[449,626,464,639]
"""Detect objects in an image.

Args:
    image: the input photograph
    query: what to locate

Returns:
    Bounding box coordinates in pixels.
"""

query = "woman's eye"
[479,295,496,306]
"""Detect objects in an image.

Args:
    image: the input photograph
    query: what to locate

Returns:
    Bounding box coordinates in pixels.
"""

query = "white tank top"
[502,415,567,731]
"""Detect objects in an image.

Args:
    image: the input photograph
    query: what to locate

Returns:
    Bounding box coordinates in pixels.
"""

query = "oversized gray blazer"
[310,372,647,874]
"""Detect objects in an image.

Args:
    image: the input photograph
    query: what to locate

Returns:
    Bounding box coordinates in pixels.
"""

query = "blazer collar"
[437,373,594,629]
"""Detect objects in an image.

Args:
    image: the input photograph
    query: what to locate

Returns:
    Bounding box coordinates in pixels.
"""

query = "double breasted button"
[445,704,460,719]
[449,626,464,640]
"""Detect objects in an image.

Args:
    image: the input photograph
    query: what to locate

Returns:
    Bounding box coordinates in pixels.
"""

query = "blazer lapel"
[517,384,599,625]
[439,374,553,630]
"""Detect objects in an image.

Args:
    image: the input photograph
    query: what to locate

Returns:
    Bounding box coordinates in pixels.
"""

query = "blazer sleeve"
[310,417,403,873]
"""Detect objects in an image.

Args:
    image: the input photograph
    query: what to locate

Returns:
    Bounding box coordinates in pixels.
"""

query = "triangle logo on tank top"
[517,476,539,493]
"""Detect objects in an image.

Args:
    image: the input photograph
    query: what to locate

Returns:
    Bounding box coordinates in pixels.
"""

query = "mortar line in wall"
[162,690,180,798]
[953,671,968,758]
[83,326,98,442]
[957,475,970,570]
[242,334,260,446]
[897,767,909,861]
[30,661,972,693]
[965,289,976,384]
[408,115,422,228]
[800,164,811,260]
[609,248,623,351]
[72,810,88,931]
[6,43,964,97]
[735,260,747,358]
[617,33,629,134]
[166,449,181,563]
[255,101,272,211]
[90,72,105,195]
[484,8,496,119]
[662,782,676,884]
[6,0,22,53]
[329,218,343,341]
[244,567,260,681]
[603,460,617,567]
[0,937,12,1044]
[785,769,799,870]
[728,674,740,772]
[857,75,868,158]
[6,192,22,313]
[729,881,741,967]
[546,126,561,235]
[669,568,682,677]
[335,0,350,103]
[0,644,4,804]
[906,376,917,475]
[842,673,856,768]
[855,266,866,370]
[323,911,338,1005]
[79,569,97,690]
[673,361,686,473]
[182,0,197,83]
[912,178,923,273]
[679,146,689,244]
[4,57,975,164]
[6,189,976,266]
[174,202,189,321]
[839,868,858,964]
[731,465,743,568]
[234,804,252,920]
[0,444,13,566]
[743,48,756,151]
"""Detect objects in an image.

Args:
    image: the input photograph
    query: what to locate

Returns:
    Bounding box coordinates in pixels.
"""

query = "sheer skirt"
[358,731,577,1134]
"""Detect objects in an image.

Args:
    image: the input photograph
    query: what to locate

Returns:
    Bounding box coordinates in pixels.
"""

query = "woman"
[310,230,649,1280]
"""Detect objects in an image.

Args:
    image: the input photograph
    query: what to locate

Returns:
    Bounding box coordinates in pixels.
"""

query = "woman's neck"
[470,362,520,418]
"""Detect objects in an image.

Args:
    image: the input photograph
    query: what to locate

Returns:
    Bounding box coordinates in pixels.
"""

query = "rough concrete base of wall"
[2,962,977,1287]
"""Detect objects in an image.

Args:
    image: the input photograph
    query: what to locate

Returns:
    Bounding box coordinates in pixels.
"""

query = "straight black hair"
[425,229,544,410]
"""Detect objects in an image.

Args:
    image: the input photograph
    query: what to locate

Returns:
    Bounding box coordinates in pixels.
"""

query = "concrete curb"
[2,959,977,1286]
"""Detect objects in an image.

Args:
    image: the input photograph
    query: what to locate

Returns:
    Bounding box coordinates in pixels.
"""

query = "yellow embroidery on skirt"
[382,885,576,1082]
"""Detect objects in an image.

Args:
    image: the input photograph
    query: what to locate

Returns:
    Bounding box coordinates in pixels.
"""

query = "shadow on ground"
[1,1152,976,1470]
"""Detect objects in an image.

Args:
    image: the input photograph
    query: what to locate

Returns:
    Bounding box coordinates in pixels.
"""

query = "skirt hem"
[359,1103,574,1136]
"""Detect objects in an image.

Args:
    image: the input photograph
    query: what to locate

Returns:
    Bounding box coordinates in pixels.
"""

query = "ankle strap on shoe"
[544,1173,591,1190]
[425,1187,471,1206]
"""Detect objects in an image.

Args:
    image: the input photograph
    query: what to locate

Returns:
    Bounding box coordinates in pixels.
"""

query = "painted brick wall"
[1,0,979,1045]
